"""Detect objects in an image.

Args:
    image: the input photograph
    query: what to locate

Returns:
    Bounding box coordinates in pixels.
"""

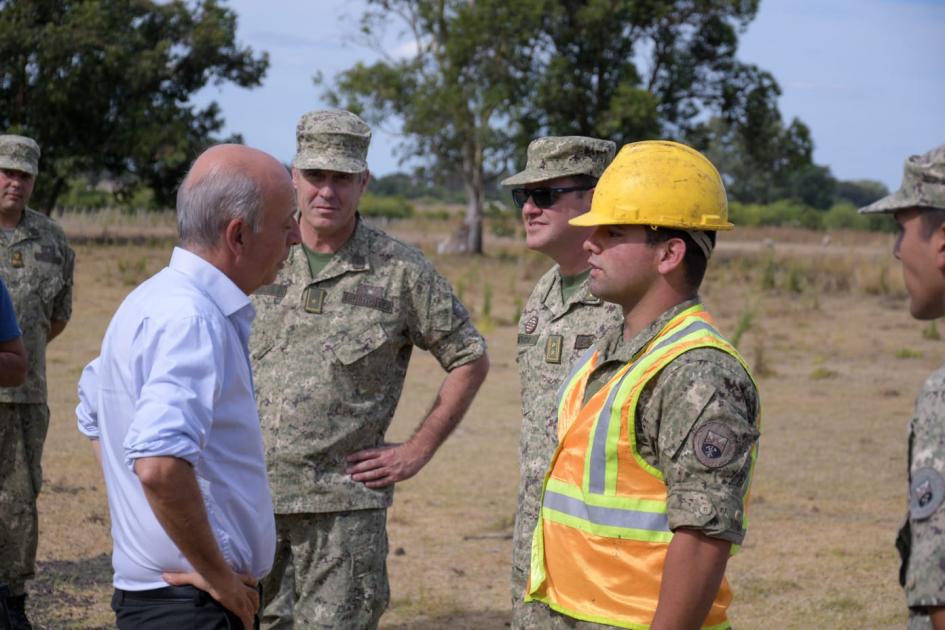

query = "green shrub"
[359,193,415,219]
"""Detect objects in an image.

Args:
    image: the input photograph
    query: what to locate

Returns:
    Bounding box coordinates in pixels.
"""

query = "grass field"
[28,215,932,628]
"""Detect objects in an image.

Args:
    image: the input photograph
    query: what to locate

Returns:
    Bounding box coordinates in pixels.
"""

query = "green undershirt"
[302,242,335,278]
[560,268,591,304]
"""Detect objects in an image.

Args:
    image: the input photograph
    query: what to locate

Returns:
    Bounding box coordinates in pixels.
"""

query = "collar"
[292,215,374,285]
[597,297,701,365]
[6,208,45,246]
[169,247,253,318]
[540,265,603,317]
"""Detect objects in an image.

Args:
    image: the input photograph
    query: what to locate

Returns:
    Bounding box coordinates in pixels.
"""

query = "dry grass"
[30,219,936,628]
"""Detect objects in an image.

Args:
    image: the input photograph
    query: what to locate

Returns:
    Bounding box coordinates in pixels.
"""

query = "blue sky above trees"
[195,0,945,190]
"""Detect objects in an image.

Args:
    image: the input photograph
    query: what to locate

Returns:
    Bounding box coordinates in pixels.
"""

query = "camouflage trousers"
[909,609,934,630]
[261,509,389,630]
[0,403,49,594]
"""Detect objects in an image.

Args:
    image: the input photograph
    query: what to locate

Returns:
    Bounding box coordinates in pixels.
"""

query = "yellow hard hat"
[570,140,733,231]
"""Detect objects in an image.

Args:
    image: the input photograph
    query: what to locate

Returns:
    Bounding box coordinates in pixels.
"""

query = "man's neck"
[550,249,591,277]
[0,207,24,230]
[300,219,356,254]
[622,288,696,341]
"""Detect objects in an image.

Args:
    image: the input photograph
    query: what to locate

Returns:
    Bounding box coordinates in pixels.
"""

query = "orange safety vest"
[526,304,758,630]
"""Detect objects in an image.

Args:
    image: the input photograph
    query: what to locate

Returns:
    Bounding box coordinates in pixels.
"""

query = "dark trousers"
[112,585,260,630]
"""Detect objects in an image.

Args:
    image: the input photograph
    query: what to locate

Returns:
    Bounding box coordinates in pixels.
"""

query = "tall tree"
[329,0,812,252]
[0,0,268,211]
[326,0,542,254]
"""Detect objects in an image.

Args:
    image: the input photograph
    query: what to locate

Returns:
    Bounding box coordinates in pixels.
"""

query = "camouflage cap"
[501,136,616,187]
[0,134,40,176]
[293,109,371,174]
[859,143,945,214]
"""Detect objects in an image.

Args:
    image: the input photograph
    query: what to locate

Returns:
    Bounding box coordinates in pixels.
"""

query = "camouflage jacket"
[897,363,945,610]
[251,218,486,514]
[0,208,74,403]
[512,266,622,588]
[583,299,760,544]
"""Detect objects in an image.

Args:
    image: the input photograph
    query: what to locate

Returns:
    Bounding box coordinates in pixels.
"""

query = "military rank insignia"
[303,286,327,314]
[544,334,563,364]
[10,251,23,268]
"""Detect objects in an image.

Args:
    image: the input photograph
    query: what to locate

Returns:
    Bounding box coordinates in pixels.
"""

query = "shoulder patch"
[452,295,470,321]
[692,421,738,469]
[911,467,945,520]
[523,314,539,334]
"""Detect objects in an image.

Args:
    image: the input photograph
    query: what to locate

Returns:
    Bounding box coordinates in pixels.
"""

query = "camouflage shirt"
[512,266,622,594]
[251,218,486,514]
[897,363,945,611]
[0,208,74,403]
[583,299,760,544]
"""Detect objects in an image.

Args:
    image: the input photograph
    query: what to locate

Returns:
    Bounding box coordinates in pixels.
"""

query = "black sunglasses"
[511,185,594,209]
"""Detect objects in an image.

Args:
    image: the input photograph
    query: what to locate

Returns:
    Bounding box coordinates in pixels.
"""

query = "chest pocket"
[330,323,389,366]
[8,246,64,307]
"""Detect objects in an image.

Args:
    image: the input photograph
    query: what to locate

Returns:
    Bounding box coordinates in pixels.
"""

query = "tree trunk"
[36,176,66,216]
[461,137,484,255]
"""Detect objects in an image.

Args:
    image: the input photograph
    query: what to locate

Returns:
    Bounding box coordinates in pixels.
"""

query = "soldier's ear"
[933,220,945,272]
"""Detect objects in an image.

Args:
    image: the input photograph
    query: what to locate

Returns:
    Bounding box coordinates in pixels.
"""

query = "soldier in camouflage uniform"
[500,136,622,628]
[859,144,945,630]
[250,110,489,629]
[523,141,760,629]
[0,134,74,629]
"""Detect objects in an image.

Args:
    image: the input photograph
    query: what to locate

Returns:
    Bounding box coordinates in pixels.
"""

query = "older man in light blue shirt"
[77,144,301,630]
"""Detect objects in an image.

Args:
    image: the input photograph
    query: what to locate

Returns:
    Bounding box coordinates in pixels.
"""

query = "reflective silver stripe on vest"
[543,489,670,532]
[587,320,717,494]
[556,346,598,404]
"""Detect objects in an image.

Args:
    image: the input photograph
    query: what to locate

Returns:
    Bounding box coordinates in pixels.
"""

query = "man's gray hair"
[176,164,264,249]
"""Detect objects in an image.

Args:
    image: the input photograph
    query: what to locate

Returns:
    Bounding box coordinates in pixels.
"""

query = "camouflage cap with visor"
[293,109,371,174]
[501,136,616,187]
[0,134,40,176]
[859,143,945,214]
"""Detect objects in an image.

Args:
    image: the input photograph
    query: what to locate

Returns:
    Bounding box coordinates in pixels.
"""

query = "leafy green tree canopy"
[0,0,268,211]
[328,0,819,251]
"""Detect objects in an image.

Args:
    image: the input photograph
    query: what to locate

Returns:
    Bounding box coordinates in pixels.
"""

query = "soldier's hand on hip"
[346,441,430,488]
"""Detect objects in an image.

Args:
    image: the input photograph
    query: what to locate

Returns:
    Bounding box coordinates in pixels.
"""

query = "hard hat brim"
[569,211,734,231]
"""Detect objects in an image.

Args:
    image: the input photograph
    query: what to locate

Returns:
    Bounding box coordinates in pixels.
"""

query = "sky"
[194,0,945,191]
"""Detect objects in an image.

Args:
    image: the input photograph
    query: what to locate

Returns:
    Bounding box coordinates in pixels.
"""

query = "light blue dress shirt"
[77,247,276,590]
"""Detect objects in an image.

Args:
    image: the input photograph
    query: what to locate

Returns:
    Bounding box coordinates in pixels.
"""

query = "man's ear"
[934,221,945,272]
[656,236,687,276]
[222,218,245,256]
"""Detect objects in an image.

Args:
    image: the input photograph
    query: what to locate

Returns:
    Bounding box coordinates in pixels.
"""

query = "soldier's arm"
[931,608,945,629]
[346,353,489,487]
[48,237,74,342]
[0,335,27,386]
[646,352,758,623]
[653,528,730,630]
[48,319,67,342]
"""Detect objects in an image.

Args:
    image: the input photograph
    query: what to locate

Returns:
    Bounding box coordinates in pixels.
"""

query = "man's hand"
[163,570,259,630]
[345,355,489,489]
[346,441,430,488]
